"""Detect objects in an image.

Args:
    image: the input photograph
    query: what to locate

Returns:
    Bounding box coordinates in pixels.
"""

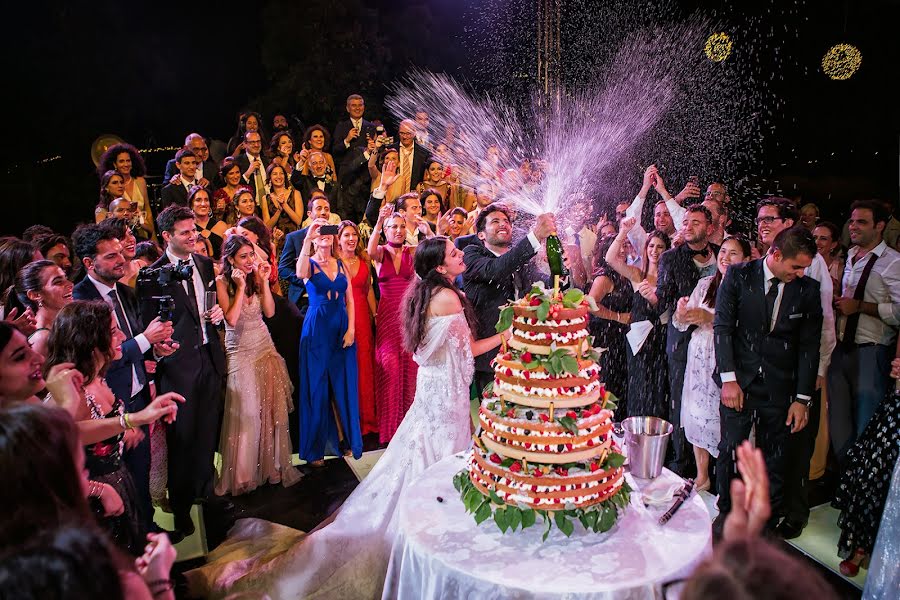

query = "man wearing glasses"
[164,133,217,189]
[752,197,835,540]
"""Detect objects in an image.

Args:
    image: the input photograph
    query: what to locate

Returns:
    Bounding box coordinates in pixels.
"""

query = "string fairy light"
[821,43,861,80]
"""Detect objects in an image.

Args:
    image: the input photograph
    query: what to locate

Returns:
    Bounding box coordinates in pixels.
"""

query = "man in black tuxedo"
[278,195,333,314]
[714,226,822,526]
[136,206,227,537]
[291,151,338,204]
[331,94,378,223]
[655,204,719,475]
[160,148,201,208]
[71,221,176,534]
[163,133,218,189]
[395,119,431,195]
[462,203,556,393]
[234,130,270,204]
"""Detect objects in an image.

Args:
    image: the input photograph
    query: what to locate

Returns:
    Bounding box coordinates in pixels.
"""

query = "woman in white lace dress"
[186,236,508,599]
[673,237,751,491]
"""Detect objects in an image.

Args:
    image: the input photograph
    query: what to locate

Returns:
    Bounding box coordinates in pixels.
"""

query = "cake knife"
[658,478,695,526]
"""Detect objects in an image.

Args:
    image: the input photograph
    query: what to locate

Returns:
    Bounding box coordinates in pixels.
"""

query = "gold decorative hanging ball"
[822,44,862,80]
[704,32,732,62]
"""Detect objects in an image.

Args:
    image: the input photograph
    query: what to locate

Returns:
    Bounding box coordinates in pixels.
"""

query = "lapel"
[777,278,800,330]
[752,259,768,332]
[157,254,199,324]
[115,283,142,335]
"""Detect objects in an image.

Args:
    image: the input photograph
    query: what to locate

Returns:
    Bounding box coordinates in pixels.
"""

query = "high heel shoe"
[839,548,867,577]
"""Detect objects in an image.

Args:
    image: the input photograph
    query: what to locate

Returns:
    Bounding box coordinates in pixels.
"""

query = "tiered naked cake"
[454,284,630,538]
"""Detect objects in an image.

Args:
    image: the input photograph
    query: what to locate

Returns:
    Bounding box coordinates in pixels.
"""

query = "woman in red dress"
[337,220,378,436]
[367,204,419,443]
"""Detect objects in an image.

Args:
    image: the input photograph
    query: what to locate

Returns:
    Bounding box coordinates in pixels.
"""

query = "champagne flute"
[204,291,217,322]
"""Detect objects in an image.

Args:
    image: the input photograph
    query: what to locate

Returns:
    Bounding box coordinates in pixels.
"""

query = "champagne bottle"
[546,232,568,278]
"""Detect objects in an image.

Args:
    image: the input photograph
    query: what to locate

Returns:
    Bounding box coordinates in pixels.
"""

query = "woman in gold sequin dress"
[214,235,301,496]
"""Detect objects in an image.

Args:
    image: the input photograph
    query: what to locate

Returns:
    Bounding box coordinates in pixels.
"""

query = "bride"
[187,236,508,599]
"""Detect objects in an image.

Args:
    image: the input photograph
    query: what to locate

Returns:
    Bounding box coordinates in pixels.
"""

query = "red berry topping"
[555,467,569,476]
[533,469,543,478]
[523,371,531,380]
[489,454,502,464]
[506,408,516,418]
[565,443,573,451]
[590,462,600,472]
[586,439,594,447]
[509,461,522,473]
[539,414,550,423]
[529,297,542,306]
[566,410,577,419]
[521,351,533,363]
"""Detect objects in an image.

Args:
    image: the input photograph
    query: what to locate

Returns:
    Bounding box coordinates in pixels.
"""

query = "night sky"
[2,0,897,236]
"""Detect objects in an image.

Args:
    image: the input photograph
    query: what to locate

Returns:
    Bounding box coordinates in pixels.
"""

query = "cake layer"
[509,338,587,354]
[512,305,588,321]
[493,356,600,389]
[481,435,609,464]
[493,388,602,408]
[468,449,625,509]
[479,405,613,454]
[511,327,590,346]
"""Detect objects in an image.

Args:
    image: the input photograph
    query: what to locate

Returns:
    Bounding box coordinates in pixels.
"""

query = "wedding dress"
[186,312,475,599]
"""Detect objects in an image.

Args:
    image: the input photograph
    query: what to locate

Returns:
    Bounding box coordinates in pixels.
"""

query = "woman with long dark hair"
[97,143,154,240]
[674,236,751,491]
[586,233,633,419]
[11,260,73,358]
[213,158,243,224]
[189,185,227,259]
[299,124,337,179]
[0,237,40,331]
[185,236,506,599]
[45,301,183,555]
[605,217,672,419]
[227,111,266,157]
[261,162,303,237]
[0,403,178,599]
[214,235,301,496]
[95,170,126,223]
[337,220,378,436]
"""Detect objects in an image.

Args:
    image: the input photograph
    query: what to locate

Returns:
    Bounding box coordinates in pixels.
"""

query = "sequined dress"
[215,293,302,496]
[185,312,475,599]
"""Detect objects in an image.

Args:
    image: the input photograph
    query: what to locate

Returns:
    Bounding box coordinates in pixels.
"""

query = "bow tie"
[688,246,710,258]
[314,176,327,182]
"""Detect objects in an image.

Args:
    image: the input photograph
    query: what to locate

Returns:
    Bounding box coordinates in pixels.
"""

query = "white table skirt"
[383,452,711,600]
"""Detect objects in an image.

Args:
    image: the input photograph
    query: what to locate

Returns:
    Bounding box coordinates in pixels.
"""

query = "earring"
[38,300,44,308]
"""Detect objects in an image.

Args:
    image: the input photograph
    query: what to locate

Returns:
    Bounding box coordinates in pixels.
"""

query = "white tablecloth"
[383,452,711,600]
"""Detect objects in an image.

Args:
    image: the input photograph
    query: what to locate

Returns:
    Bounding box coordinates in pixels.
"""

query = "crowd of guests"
[0,93,897,597]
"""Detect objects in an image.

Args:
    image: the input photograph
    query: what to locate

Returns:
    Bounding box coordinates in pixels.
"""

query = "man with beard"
[72,223,176,537]
[461,202,556,393]
[750,196,835,539]
[35,234,74,278]
[655,204,719,476]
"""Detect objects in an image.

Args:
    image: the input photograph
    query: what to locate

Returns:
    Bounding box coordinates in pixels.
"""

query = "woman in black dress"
[832,347,900,577]
[587,233,633,420]
[604,217,671,419]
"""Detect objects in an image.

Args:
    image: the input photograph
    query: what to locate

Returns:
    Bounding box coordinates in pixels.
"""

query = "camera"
[152,295,176,321]
[320,224,339,236]
[376,125,385,134]
[138,262,194,286]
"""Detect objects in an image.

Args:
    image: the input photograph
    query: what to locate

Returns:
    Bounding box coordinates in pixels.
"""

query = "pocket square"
[788,313,803,320]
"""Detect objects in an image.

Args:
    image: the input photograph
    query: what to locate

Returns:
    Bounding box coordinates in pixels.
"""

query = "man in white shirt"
[624,165,687,258]
[829,200,900,465]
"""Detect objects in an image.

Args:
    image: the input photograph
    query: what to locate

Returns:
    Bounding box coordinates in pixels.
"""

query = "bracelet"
[119,414,128,431]
[123,413,134,430]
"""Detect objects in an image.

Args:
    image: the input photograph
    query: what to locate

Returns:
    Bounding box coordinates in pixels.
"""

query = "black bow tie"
[314,176,326,182]
[688,246,710,258]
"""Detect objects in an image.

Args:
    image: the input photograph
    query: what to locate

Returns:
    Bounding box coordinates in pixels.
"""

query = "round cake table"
[383,452,711,600]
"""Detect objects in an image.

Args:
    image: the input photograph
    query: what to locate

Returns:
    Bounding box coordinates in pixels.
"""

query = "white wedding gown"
[186,312,475,599]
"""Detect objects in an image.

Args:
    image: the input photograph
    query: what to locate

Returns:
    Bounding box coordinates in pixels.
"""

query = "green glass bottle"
[546,232,568,278]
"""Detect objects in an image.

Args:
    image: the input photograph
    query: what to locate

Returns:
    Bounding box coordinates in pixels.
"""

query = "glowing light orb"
[822,44,862,80]
[704,32,732,62]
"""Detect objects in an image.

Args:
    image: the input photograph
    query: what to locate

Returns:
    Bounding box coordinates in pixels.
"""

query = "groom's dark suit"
[713,258,822,517]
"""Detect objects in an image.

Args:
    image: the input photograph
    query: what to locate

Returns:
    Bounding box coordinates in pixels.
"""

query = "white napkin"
[626,320,654,355]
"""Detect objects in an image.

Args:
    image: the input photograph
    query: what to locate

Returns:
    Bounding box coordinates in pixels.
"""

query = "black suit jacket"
[291,172,338,205]
[397,142,432,192]
[234,153,271,197]
[455,234,481,252]
[714,259,822,402]
[332,119,378,168]
[135,253,225,394]
[163,159,219,189]
[462,237,538,373]
[160,183,191,208]
[656,242,720,362]
[277,227,310,308]
[72,278,149,409]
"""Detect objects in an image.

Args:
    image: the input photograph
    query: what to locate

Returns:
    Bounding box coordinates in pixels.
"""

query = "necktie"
[400,149,412,193]
[108,289,134,338]
[765,276,780,331]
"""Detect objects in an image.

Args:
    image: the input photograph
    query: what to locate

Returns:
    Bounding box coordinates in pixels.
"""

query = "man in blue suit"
[278,194,333,315]
[72,221,176,535]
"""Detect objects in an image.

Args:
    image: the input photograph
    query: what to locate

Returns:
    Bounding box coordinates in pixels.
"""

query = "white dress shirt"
[625,192,686,260]
[87,275,149,397]
[839,241,900,346]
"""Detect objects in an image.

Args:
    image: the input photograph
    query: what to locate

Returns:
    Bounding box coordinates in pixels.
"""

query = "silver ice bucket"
[622,416,673,479]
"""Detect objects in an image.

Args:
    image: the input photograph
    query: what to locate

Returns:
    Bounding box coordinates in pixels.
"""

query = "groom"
[713,226,822,530]
[461,202,557,394]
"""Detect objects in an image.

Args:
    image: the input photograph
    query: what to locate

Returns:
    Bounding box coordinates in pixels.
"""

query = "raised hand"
[257,260,272,283]
[3,306,37,336]
[641,164,658,190]
[619,216,637,234]
[143,317,174,345]
[533,213,557,242]
[675,180,702,204]
[231,268,246,289]
[381,158,400,188]
[377,204,394,224]
[724,441,772,540]
[436,211,452,236]
[345,126,360,145]
[44,363,85,414]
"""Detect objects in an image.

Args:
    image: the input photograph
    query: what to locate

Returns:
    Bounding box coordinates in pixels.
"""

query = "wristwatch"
[795,397,814,409]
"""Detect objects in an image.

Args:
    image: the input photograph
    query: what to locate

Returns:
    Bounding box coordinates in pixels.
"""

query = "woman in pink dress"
[338,220,378,436]
[367,204,418,443]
